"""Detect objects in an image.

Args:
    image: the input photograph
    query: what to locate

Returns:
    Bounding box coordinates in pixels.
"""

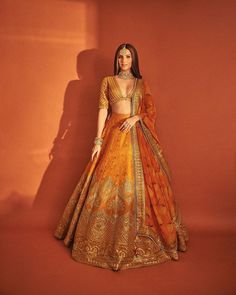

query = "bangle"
[94,136,103,146]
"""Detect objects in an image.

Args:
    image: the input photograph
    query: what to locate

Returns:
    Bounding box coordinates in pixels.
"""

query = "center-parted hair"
[114,43,142,79]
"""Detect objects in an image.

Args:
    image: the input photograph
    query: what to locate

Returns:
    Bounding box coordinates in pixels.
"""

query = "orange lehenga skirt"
[54,111,189,271]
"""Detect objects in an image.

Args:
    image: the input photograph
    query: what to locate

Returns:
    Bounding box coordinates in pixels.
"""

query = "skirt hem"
[70,252,174,271]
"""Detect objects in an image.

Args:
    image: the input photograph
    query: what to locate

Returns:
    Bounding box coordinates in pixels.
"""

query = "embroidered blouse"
[98,76,139,109]
[98,75,155,126]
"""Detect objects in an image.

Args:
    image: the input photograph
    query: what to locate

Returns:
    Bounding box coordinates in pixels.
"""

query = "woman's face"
[118,48,132,72]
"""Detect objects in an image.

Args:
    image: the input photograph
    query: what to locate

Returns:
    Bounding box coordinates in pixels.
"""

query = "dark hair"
[113,43,142,79]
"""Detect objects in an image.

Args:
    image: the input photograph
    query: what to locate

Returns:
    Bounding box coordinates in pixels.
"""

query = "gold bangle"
[94,136,103,146]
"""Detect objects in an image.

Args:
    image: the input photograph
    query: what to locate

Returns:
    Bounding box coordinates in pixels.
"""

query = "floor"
[0,209,236,295]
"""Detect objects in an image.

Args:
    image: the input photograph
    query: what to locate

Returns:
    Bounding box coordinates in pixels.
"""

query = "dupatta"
[132,80,189,252]
[129,78,180,250]
[135,79,172,183]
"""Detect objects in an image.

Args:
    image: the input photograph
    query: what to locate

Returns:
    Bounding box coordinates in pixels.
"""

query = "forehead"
[118,48,131,56]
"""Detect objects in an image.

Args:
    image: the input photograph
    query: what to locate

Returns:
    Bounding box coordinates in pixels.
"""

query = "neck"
[118,70,134,79]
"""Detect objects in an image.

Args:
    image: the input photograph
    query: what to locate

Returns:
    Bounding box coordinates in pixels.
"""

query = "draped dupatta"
[129,78,188,254]
[136,80,172,183]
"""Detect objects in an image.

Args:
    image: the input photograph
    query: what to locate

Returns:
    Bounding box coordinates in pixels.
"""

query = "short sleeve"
[98,77,109,109]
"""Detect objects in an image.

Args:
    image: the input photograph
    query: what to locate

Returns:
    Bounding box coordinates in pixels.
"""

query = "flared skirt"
[54,112,189,271]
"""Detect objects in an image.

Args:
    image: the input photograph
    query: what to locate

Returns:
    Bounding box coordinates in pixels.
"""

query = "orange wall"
[0,0,235,231]
[0,0,99,223]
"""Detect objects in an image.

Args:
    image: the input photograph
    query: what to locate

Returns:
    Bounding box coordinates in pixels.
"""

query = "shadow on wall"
[0,48,111,231]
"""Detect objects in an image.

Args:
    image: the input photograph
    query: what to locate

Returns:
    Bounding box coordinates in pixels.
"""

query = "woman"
[54,43,189,271]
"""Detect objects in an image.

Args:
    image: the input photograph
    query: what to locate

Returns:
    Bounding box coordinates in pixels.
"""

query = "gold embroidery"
[54,80,189,271]
[98,77,109,109]
[98,76,140,109]
[112,76,137,100]
[139,120,172,183]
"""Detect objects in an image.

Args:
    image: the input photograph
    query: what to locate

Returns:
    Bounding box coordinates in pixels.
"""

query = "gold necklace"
[118,70,134,80]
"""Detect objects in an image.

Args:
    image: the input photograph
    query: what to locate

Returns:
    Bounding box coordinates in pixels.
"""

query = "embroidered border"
[130,79,171,250]
[139,119,172,183]
[130,80,145,232]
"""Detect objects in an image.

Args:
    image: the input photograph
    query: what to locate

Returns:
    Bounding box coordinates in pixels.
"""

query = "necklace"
[118,70,134,80]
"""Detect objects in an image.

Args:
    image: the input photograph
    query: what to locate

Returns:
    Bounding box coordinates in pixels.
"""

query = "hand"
[119,115,140,132]
[91,144,102,161]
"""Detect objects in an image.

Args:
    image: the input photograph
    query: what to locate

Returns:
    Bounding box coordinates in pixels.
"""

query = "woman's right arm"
[91,77,109,160]
[96,77,109,138]
[96,108,108,138]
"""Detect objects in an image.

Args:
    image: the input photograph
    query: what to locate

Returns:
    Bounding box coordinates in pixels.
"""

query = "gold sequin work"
[98,76,137,108]
[54,76,189,271]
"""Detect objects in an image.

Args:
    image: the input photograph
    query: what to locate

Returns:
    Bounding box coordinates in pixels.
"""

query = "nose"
[121,57,127,63]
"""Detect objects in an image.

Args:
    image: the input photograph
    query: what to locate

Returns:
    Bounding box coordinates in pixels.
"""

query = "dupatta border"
[130,80,145,231]
[138,119,172,184]
[130,80,168,251]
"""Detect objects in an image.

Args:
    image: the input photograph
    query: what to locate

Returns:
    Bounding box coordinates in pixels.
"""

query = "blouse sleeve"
[98,77,109,109]
[139,80,157,125]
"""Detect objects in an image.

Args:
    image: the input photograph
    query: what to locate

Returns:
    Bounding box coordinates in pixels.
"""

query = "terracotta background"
[0,1,235,295]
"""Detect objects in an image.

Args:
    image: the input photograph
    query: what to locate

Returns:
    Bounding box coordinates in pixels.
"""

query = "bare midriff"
[111,100,131,115]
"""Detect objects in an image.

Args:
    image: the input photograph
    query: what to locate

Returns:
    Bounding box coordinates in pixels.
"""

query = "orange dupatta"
[136,80,172,183]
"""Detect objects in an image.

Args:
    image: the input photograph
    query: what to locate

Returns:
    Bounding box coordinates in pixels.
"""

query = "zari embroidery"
[54,77,189,271]
[98,76,138,109]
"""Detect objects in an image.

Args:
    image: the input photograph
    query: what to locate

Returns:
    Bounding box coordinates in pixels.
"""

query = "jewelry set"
[118,44,134,80]
[94,136,103,146]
